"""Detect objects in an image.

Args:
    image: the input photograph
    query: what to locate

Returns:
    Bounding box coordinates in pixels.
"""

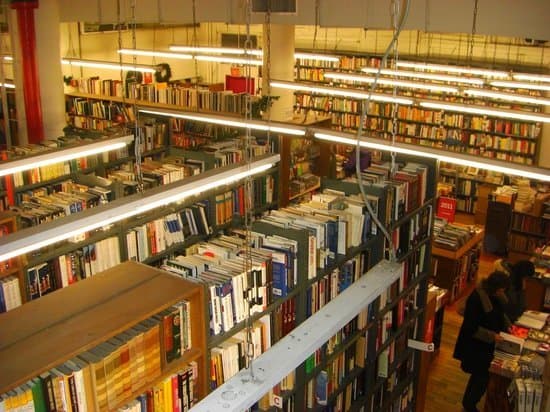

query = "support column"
[262,24,295,122]
[35,0,65,140]
[10,0,43,144]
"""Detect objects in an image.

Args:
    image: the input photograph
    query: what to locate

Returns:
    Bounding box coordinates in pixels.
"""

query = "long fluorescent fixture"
[512,73,550,83]
[490,80,550,92]
[395,61,509,78]
[0,83,14,89]
[194,55,263,65]
[169,45,263,56]
[270,79,414,105]
[61,58,157,73]
[464,88,550,106]
[362,67,485,86]
[118,48,193,60]
[312,129,550,182]
[0,154,280,262]
[419,99,550,123]
[169,46,340,62]
[323,72,459,93]
[192,260,402,411]
[3,56,12,62]
[0,135,134,178]
[138,108,306,136]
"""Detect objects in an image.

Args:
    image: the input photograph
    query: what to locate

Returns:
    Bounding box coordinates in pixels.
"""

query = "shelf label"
[408,339,435,352]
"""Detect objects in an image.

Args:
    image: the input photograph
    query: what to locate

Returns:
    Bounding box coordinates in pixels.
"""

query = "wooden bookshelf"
[0,211,25,308]
[0,260,207,403]
[432,227,484,260]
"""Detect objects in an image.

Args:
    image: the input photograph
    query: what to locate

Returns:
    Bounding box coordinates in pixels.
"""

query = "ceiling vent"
[252,0,297,13]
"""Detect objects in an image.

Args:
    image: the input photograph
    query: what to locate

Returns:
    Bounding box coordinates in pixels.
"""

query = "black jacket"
[453,285,509,374]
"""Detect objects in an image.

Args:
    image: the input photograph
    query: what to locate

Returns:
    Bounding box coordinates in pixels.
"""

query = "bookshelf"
[0,260,207,410]
[0,211,25,311]
[293,51,543,166]
[432,225,484,303]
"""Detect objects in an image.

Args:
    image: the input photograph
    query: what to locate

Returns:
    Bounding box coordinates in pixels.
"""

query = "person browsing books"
[453,271,512,412]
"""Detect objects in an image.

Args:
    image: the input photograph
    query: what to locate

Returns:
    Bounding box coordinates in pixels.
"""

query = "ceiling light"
[0,154,280,262]
[464,88,550,106]
[323,72,459,93]
[169,45,263,56]
[490,80,550,92]
[270,80,414,105]
[138,108,306,136]
[361,67,485,85]
[419,99,550,123]
[61,58,156,73]
[0,134,134,178]
[312,130,550,182]
[118,48,193,60]
[512,73,550,83]
[194,55,263,65]
[0,83,14,89]
[395,61,509,78]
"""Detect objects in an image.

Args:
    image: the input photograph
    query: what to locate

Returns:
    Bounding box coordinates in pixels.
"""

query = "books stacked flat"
[516,310,549,331]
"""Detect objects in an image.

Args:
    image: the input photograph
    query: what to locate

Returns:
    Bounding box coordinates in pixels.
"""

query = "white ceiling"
[57,0,550,41]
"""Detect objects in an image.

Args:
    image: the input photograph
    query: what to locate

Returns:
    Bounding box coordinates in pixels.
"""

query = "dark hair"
[510,260,535,290]
[483,271,511,296]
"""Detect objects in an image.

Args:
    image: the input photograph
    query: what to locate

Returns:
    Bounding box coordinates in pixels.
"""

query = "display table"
[484,372,513,412]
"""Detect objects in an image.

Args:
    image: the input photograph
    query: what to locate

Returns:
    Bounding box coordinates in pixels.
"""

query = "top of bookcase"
[0,261,201,394]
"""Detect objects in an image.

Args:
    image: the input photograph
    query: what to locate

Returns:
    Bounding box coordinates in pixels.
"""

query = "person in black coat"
[503,259,535,322]
[453,271,511,412]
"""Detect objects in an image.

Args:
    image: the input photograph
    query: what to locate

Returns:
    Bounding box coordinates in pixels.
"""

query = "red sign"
[437,196,457,223]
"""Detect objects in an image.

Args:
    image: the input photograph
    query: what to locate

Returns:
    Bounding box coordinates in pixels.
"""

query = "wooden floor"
[424,214,497,412]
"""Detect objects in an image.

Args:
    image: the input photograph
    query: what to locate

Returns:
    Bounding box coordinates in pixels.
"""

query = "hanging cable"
[354,0,411,263]
[241,0,257,383]
[468,0,479,65]
[264,2,273,149]
[191,0,200,93]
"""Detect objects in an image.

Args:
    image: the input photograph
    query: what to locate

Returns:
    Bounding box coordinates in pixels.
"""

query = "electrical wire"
[354,0,411,262]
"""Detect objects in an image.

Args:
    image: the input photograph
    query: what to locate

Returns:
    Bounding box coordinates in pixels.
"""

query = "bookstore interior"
[0,0,550,411]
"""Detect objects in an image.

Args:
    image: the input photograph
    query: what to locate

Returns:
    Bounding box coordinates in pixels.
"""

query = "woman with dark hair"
[504,259,535,322]
[453,271,511,412]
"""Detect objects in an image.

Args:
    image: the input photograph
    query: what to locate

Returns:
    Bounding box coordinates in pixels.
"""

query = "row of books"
[26,237,121,301]
[432,219,475,250]
[133,120,167,153]
[0,305,195,412]
[209,315,271,388]
[121,363,197,412]
[162,234,273,336]
[66,97,136,122]
[0,276,22,313]
[127,83,250,115]
[69,116,119,131]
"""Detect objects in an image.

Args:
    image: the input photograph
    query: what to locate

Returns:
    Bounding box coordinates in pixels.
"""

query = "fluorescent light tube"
[294,52,340,62]
[312,130,550,182]
[0,154,280,262]
[194,55,263,65]
[61,58,157,73]
[323,72,459,93]
[0,134,134,178]
[117,48,193,60]
[270,80,414,105]
[192,260,402,411]
[3,56,12,61]
[464,89,550,106]
[490,80,550,92]
[169,45,263,56]
[362,67,485,85]
[138,108,306,136]
[168,46,339,62]
[395,61,509,78]
[512,73,550,83]
[0,83,14,89]
[419,99,550,123]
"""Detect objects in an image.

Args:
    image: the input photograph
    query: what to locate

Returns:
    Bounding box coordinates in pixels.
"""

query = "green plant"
[251,95,279,119]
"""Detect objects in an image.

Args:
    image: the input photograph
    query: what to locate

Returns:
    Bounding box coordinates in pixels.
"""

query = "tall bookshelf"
[293,51,543,166]
[0,260,208,411]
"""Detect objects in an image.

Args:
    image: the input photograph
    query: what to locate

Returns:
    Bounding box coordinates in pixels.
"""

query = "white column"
[9,8,27,145]
[262,24,295,122]
[35,0,66,140]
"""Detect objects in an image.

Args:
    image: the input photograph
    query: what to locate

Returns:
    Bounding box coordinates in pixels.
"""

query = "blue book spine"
[271,260,287,298]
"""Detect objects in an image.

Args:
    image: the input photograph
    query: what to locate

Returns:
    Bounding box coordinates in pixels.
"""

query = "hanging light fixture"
[61,58,156,73]
[118,48,193,60]
[323,72,459,93]
[512,73,550,83]
[361,67,485,85]
[463,88,550,106]
[489,80,550,92]
[270,79,414,105]
[395,61,509,78]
